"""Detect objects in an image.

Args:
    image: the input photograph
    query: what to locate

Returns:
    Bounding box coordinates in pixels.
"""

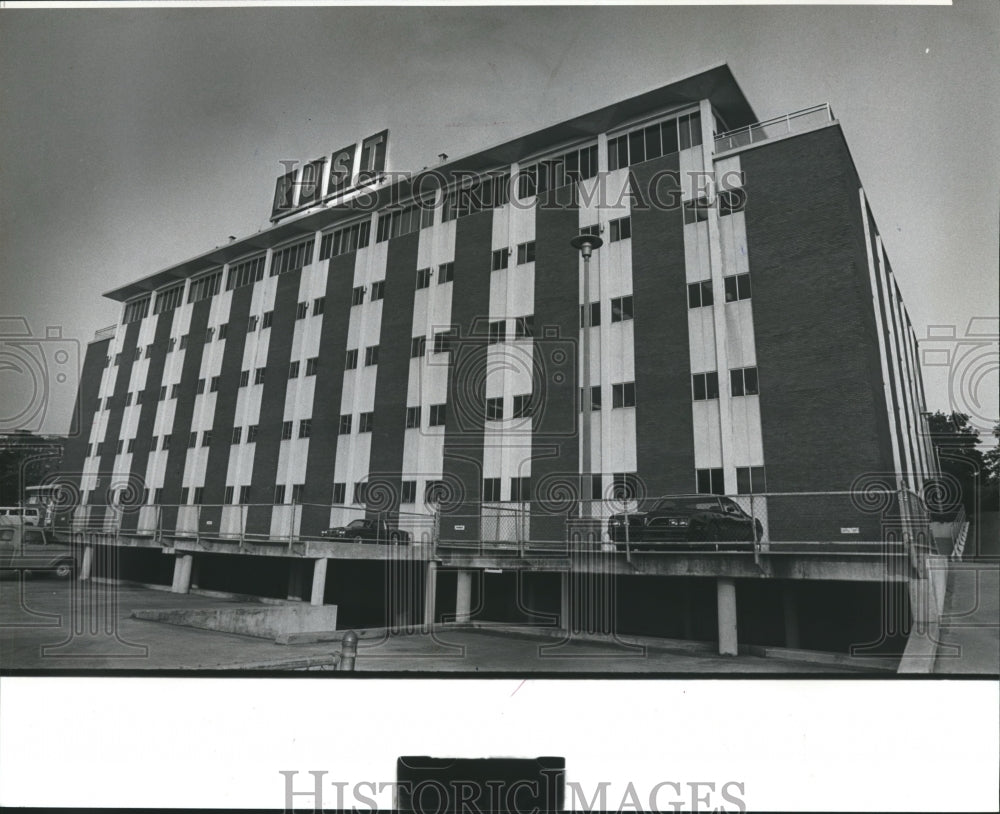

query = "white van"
[0,506,41,526]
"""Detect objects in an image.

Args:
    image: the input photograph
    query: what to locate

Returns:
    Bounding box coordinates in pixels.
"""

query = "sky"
[0,3,997,440]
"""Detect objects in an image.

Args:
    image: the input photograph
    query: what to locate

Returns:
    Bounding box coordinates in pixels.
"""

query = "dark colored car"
[0,522,77,578]
[608,495,763,551]
[320,518,412,544]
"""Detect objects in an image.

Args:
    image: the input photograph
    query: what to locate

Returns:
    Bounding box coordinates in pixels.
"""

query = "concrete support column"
[716,578,738,656]
[560,571,571,633]
[681,581,695,641]
[455,569,473,623]
[423,562,438,628]
[782,586,800,649]
[79,545,94,581]
[172,554,193,595]
[287,560,308,601]
[310,558,328,606]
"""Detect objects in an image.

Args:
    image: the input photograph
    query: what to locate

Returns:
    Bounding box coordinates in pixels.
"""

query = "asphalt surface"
[0,577,855,673]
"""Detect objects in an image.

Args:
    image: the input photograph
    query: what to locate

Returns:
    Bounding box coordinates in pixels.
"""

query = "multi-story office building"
[59,64,937,653]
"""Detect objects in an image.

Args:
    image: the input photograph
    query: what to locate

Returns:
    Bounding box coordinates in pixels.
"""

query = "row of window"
[696,466,767,496]
[687,273,752,309]
[578,382,636,411]
[691,367,760,401]
[607,112,703,172]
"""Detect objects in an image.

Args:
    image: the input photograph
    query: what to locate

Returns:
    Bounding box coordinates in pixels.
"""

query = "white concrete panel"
[724,301,756,369]
[692,400,723,469]
[683,222,711,283]
[687,308,717,375]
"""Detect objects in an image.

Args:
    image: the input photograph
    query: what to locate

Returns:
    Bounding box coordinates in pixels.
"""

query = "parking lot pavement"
[1,577,853,673]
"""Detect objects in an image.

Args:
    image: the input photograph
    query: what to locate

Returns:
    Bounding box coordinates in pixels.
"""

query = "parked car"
[320,518,412,544]
[608,495,763,551]
[0,506,41,526]
[0,520,77,578]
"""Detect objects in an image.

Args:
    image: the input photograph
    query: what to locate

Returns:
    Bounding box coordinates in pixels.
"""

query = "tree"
[926,412,996,513]
[0,432,63,505]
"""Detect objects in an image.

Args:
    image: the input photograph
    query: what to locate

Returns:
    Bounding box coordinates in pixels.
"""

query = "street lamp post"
[569,234,604,522]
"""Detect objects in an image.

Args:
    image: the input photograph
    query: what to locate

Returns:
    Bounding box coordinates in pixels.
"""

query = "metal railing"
[53,502,436,548]
[714,103,835,154]
[93,324,117,341]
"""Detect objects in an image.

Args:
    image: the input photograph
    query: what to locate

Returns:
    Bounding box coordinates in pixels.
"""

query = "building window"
[170,384,180,399]
[612,473,640,501]
[510,476,531,502]
[688,280,714,308]
[724,273,752,302]
[153,284,185,315]
[415,267,432,289]
[226,255,266,291]
[95,442,104,456]
[433,328,456,355]
[274,485,286,504]
[154,488,164,504]
[719,188,746,216]
[218,324,228,340]
[147,438,155,452]
[678,112,703,150]
[692,371,720,401]
[331,483,346,505]
[239,370,250,387]
[730,366,760,397]
[204,328,215,345]
[352,286,365,306]
[375,203,422,243]
[224,486,235,505]
[115,439,124,454]
[358,412,374,433]
[306,357,319,376]
[611,295,634,322]
[291,484,304,504]
[437,262,454,284]
[231,427,242,444]
[609,216,631,242]
[296,301,308,320]
[281,421,293,440]
[288,361,300,379]
[162,434,172,450]
[429,404,446,427]
[319,220,371,260]
[254,367,266,385]
[483,478,501,502]
[299,419,312,439]
[188,432,198,448]
[180,487,190,505]
[697,468,725,496]
[365,346,379,366]
[516,241,535,265]
[486,396,504,421]
[491,248,510,272]
[313,296,326,316]
[579,302,601,328]
[196,379,206,395]
[512,393,533,419]
[338,414,353,435]
[410,336,426,358]
[179,334,189,350]
[579,385,602,412]
[247,315,259,332]
[122,297,151,324]
[345,349,358,370]
[200,431,212,447]
[262,310,274,329]
[193,487,206,505]
[684,198,710,225]
[105,396,113,410]
[126,438,136,453]
[144,344,154,359]
[488,320,506,345]
[401,481,417,504]
[370,280,385,301]
[239,485,252,504]
[514,315,534,339]
[247,425,259,443]
[124,392,133,406]
[736,466,767,495]
[210,375,221,392]
[612,381,636,408]
[270,237,315,277]
[406,406,421,429]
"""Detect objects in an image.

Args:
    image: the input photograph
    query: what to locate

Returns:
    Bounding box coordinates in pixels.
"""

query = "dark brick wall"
[741,126,895,540]
[367,230,420,520]
[300,253,357,535]
[630,155,696,497]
